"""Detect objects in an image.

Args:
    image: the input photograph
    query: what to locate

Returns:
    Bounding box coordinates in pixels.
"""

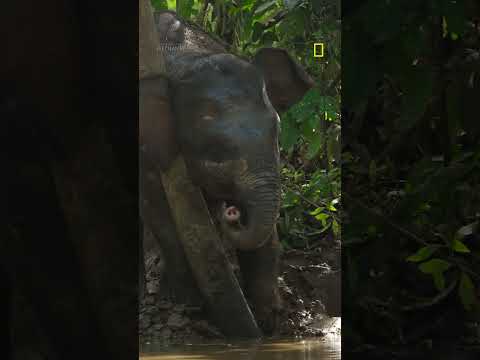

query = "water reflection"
[140,333,340,360]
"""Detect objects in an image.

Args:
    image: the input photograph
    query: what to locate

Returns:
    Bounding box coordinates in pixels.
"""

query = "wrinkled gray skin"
[140,10,313,334]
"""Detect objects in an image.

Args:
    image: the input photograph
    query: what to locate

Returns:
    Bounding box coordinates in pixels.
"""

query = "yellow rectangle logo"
[314,43,324,58]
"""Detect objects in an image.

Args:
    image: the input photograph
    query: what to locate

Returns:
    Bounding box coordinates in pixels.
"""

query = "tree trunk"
[139,0,165,77]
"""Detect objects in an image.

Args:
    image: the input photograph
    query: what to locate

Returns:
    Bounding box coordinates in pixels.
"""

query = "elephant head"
[141,11,314,251]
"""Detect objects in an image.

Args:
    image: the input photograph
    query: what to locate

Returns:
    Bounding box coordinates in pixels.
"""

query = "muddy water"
[140,335,340,360]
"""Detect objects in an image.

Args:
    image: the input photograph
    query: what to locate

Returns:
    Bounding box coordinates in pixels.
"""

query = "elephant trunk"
[226,167,280,251]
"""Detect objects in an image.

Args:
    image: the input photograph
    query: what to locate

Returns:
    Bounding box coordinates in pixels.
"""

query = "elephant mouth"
[220,200,248,230]
[200,167,280,250]
[207,198,248,234]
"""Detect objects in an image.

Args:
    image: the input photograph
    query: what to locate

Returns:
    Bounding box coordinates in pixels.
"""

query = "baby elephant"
[140,10,314,334]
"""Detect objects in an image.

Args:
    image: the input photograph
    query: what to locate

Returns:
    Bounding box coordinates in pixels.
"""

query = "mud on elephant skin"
[140,10,314,335]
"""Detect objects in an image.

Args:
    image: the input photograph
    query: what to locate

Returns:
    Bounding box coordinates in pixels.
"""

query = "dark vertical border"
[2,1,139,359]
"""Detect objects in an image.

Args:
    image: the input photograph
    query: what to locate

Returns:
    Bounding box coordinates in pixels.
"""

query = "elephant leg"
[238,226,282,335]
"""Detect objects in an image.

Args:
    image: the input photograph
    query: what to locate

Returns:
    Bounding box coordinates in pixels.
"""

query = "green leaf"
[253,3,281,25]
[433,272,446,291]
[419,258,451,274]
[254,0,277,15]
[459,272,476,311]
[280,115,300,152]
[275,8,305,39]
[167,0,176,10]
[309,207,325,216]
[282,190,300,208]
[241,0,256,11]
[442,16,448,38]
[176,0,194,19]
[332,219,340,236]
[328,200,337,212]
[314,212,329,226]
[451,239,470,253]
[152,0,169,10]
[301,115,318,137]
[306,131,323,159]
[406,246,439,262]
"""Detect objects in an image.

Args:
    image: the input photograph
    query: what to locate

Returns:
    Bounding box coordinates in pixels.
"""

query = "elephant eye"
[198,100,219,121]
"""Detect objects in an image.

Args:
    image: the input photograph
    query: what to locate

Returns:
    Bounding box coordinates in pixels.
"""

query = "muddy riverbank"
[139,229,341,344]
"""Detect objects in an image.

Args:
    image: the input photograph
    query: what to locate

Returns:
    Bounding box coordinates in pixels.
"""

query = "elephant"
[140,10,314,334]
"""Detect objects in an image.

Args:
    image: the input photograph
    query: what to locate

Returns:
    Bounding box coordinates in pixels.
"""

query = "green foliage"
[279,166,340,248]
[460,272,476,311]
[151,0,173,10]
[278,101,341,248]
[406,245,440,263]
[280,88,338,159]
[343,0,480,349]
[419,258,451,290]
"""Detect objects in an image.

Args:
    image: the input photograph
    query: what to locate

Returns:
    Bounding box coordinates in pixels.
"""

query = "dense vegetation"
[152,0,342,250]
[343,0,480,354]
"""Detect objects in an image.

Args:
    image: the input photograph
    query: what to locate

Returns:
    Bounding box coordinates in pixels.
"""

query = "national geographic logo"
[313,43,325,58]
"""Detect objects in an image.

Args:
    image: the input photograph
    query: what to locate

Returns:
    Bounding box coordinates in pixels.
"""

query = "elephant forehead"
[175,78,272,121]
[175,54,264,90]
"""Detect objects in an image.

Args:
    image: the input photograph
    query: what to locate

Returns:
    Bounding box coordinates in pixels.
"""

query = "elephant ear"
[253,48,314,113]
[139,75,178,172]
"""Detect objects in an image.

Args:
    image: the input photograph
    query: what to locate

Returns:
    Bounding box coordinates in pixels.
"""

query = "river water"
[140,334,340,360]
